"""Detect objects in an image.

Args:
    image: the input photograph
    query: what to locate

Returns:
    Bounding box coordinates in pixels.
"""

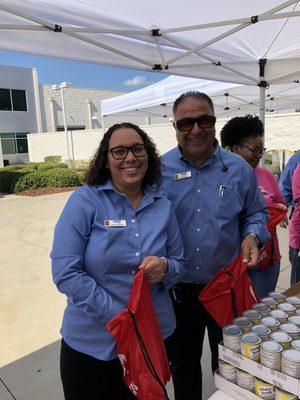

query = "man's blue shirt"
[160,144,269,284]
[280,152,300,206]
[51,181,185,360]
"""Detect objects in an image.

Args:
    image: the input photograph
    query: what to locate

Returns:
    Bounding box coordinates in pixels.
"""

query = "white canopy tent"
[101,75,300,120]
[1,0,300,124]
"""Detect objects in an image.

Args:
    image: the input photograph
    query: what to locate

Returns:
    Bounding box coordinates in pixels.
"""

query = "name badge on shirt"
[174,171,192,181]
[104,219,127,228]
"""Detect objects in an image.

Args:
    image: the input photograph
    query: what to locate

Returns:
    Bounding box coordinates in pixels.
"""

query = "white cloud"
[123,75,147,87]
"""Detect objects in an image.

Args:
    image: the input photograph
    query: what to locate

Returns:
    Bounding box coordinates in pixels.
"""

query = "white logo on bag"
[129,383,139,395]
[118,354,128,377]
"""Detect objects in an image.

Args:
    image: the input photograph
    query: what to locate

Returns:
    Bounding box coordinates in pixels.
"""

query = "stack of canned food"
[219,292,300,399]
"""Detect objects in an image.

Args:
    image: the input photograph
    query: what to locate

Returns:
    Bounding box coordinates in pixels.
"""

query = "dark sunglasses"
[109,144,147,160]
[175,115,216,132]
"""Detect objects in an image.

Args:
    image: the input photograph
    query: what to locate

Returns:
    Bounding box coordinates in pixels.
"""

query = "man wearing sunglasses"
[160,91,269,400]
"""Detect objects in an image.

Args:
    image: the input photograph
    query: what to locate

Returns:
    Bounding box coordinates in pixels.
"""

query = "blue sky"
[0,50,168,92]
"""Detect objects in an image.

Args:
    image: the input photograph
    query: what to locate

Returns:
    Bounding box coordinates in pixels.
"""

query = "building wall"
[28,112,300,162]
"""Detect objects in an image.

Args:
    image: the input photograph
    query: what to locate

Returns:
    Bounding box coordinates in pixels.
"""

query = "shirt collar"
[96,179,162,200]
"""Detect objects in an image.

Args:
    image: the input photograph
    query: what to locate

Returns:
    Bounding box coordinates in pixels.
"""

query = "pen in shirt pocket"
[218,184,226,198]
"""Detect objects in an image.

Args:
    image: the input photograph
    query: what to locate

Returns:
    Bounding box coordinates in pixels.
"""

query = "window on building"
[0,132,28,154]
[56,125,85,132]
[0,88,27,111]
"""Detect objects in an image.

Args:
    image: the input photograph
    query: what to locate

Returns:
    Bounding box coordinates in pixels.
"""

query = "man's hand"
[139,256,168,284]
[241,235,259,268]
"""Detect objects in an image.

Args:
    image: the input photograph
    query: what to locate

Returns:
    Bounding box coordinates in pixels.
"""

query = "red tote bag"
[107,269,171,400]
[199,255,259,327]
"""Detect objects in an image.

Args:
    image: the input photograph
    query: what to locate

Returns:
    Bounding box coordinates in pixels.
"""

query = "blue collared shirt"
[160,144,269,284]
[280,152,300,206]
[51,181,185,361]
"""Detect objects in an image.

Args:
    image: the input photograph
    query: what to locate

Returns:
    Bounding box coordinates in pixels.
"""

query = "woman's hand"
[139,256,168,284]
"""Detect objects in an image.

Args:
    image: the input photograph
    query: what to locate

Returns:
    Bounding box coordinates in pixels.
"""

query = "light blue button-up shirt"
[51,181,185,361]
[280,152,300,206]
[160,144,269,284]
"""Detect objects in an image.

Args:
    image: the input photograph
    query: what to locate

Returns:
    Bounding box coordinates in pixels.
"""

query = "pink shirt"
[289,164,300,249]
[255,167,286,263]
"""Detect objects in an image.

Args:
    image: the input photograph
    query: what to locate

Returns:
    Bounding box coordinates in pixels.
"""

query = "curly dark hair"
[85,122,161,186]
[220,114,264,150]
[173,91,214,115]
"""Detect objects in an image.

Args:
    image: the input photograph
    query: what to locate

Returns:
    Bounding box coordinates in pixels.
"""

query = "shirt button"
[196,228,200,232]
[197,189,201,193]
[135,252,140,257]
[196,266,200,270]
[197,208,200,212]
[135,233,139,237]
[196,248,200,252]
[131,270,135,275]
[132,219,136,223]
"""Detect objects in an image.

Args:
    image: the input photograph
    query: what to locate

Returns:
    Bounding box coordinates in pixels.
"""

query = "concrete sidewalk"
[0,191,291,400]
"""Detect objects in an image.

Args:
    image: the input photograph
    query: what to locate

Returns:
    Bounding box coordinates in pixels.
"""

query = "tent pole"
[258,59,267,166]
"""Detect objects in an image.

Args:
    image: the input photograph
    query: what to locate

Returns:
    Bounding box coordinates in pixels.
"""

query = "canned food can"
[253,303,271,317]
[255,377,275,399]
[218,359,236,383]
[261,316,280,332]
[295,309,300,316]
[286,296,300,309]
[243,310,261,325]
[282,349,300,378]
[291,340,300,350]
[260,340,283,371]
[251,324,271,341]
[223,325,243,353]
[279,323,300,340]
[236,368,255,392]
[268,291,286,303]
[233,317,252,333]
[275,387,298,400]
[270,309,289,324]
[261,297,278,309]
[288,316,300,326]
[241,332,261,361]
[278,303,297,316]
[270,331,292,350]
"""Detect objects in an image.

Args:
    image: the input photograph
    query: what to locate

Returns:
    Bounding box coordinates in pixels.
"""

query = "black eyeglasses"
[175,115,216,132]
[239,144,266,156]
[109,144,147,160]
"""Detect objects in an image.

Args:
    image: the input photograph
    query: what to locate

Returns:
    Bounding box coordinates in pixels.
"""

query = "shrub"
[0,170,31,193]
[70,159,90,171]
[37,162,68,171]
[44,155,62,163]
[13,171,49,193]
[44,168,80,188]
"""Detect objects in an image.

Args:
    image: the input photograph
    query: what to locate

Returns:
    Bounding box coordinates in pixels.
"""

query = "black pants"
[290,246,300,285]
[60,335,178,400]
[170,283,223,400]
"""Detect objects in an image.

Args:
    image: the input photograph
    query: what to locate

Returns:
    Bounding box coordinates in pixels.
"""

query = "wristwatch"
[246,233,260,247]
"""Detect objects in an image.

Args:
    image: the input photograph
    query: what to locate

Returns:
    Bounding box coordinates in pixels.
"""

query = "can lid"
[243,310,261,319]
[261,340,283,352]
[233,317,252,327]
[268,291,286,299]
[261,297,278,306]
[280,323,300,334]
[278,302,296,311]
[288,316,300,325]
[270,331,291,343]
[241,332,261,344]
[253,303,269,312]
[286,296,300,305]
[282,349,300,362]
[261,316,279,326]
[252,324,271,335]
[223,325,243,336]
[270,309,288,318]
[291,339,300,349]
[237,369,253,377]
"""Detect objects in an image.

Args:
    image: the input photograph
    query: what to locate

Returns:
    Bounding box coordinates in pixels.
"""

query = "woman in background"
[220,114,286,298]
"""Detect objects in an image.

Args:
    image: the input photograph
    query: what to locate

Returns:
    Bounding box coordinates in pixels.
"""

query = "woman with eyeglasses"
[51,122,185,400]
[220,114,286,298]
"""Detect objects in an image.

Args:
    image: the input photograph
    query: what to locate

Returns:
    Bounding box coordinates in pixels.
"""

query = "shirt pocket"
[215,181,241,219]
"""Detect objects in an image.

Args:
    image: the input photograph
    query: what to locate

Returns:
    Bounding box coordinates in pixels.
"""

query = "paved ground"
[0,191,291,400]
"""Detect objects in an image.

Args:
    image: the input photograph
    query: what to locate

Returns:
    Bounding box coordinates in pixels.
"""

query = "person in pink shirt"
[289,163,300,284]
[220,115,286,298]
